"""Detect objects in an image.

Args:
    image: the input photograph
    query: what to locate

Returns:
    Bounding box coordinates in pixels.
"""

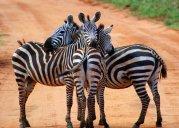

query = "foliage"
[99,0,179,30]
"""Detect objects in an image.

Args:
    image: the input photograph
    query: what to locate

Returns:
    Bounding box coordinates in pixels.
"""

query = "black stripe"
[18,46,36,79]
[111,60,154,83]
[27,43,43,82]
[15,73,25,78]
[127,69,152,76]
[33,44,47,83]
[132,80,147,84]
[130,75,149,80]
[106,45,151,64]
[13,65,26,73]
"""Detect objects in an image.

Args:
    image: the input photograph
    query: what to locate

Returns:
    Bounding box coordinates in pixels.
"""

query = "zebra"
[43,15,79,52]
[74,25,115,128]
[64,24,167,128]
[91,30,167,128]
[59,24,114,128]
[11,12,101,128]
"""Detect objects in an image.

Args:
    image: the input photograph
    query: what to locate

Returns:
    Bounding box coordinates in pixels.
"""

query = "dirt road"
[0,0,179,127]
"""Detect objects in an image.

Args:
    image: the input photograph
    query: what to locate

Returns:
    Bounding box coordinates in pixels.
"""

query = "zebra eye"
[60,31,65,34]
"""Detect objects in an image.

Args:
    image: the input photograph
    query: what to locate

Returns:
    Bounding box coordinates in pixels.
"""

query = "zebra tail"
[161,59,167,79]
[58,55,87,77]
[150,48,167,79]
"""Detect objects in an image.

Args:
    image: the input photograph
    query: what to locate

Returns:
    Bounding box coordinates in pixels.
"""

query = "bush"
[99,0,179,30]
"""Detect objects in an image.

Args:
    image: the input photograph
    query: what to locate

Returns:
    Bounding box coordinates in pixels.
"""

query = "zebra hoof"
[99,118,110,128]
[19,123,26,128]
[19,122,30,128]
[80,120,86,128]
[66,122,73,128]
[86,121,94,128]
[19,118,30,128]
[99,119,104,125]
[92,114,96,121]
[77,115,81,121]
[156,122,162,128]
[132,123,140,128]
[104,123,110,128]
[24,119,30,127]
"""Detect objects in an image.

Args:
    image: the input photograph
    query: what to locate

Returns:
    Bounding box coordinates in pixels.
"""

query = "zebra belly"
[105,81,132,89]
[42,80,64,86]
[28,73,64,86]
[105,71,132,89]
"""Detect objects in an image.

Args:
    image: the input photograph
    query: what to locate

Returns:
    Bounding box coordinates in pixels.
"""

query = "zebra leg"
[132,84,150,128]
[76,86,86,128]
[18,76,36,128]
[86,84,98,128]
[76,88,82,121]
[97,86,110,128]
[65,79,74,128]
[73,67,86,128]
[76,89,86,128]
[148,80,162,128]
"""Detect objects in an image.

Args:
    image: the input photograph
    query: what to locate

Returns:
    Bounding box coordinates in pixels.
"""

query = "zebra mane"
[97,24,104,32]
[73,22,80,29]
[96,24,104,41]
[17,39,43,47]
[87,15,90,21]
[64,20,79,30]
[55,33,85,52]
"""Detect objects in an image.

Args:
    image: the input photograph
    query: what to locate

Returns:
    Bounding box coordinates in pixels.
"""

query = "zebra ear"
[104,25,113,34]
[97,24,104,31]
[92,11,101,23]
[78,13,85,23]
[67,15,73,23]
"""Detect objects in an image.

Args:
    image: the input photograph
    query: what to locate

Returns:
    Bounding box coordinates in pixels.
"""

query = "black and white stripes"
[12,11,167,128]
[12,12,101,128]
[69,24,167,128]
[94,38,167,127]
[44,15,79,52]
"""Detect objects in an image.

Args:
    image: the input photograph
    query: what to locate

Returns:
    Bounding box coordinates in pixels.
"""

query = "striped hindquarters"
[72,47,103,91]
[12,42,62,86]
[106,44,158,86]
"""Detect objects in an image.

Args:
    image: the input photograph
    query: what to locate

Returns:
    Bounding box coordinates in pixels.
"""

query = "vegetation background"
[99,0,179,30]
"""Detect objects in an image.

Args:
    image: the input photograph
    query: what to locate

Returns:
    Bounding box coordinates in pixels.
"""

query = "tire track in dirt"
[15,1,51,32]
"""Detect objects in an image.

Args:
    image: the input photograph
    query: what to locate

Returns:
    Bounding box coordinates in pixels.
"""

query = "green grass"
[99,0,179,30]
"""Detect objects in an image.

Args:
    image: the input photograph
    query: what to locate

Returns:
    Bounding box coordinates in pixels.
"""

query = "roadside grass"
[0,33,8,46]
[99,0,179,30]
[0,33,4,46]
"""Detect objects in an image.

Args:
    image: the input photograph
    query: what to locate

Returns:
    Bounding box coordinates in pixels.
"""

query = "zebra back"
[12,12,102,86]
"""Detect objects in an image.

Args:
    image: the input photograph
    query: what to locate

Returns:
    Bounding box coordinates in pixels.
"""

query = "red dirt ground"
[0,0,179,127]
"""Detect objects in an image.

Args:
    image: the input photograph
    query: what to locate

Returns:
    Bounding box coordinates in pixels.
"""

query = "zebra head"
[78,11,101,46]
[44,15,79,52]
[96,24,115,56]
